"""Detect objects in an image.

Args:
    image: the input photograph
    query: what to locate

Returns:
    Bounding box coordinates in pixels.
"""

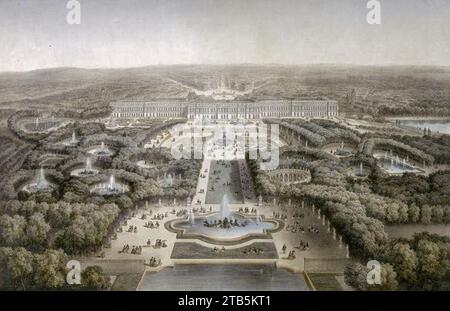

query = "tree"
[431,206,444,223]
[26,212,50,247]
[379,264,398,291]
[421,205,432,224]
[416,239,445,282]
[33,249,67,289]
[408,204,420,223]
[0,247,13,289]
[0,215,26,246]
[344,262,368,290]
[386,243,417,284]
[81,266,110,290]
[386,203,400,223]
[6,247,33,290]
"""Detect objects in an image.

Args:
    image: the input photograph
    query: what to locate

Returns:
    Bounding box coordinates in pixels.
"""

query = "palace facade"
[110,98,339,119]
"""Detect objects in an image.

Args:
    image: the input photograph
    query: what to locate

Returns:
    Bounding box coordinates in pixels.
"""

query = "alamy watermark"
[367,260,382,285]
[66,0,81,25]
[66,259,81,285]
[169,121,279,171]
[366,0,381,25]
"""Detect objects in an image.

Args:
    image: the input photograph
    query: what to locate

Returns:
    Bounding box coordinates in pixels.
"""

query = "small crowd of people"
[152,212,167,220]
[287,250,296,260]
[285,223,305,233]
[211,246,227,253]
[144,221,160,229]
[238,207,258,214]
[148,257,161,267]
[243,247,264,255]
[194,206,212,214]
[282,244,303,256]
[272,212,288,220]
[149,239,167,249]
[127,225,138,233]
[295,240,310,251]
[174,209,188,217]
[119,244,142,255]
[292,212,305,219]
[307,225,320,234]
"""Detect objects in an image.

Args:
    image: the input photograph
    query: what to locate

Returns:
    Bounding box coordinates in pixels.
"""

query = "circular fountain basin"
[322,143,356,158]
[71,168,99,177]
[62,140,79,147]
[21,119,64,133]
[90,181,129,195]
[136,160,156,169]
[166,212,282,245]
[21,182,55,193]
[87,145,115,157]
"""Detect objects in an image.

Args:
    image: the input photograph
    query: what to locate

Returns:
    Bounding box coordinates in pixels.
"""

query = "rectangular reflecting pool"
[138,264,310,291]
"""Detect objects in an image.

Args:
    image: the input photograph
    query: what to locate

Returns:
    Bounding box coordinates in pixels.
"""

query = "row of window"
[112,111,338,118]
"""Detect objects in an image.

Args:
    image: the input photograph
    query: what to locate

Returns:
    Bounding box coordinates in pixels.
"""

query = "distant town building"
[110,98,339,120]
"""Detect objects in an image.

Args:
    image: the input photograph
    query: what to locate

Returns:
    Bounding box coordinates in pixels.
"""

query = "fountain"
[85,157,93,172]
[189,209,195,226]
[98,142,111,155]
[22,167,54,193]
[108,175,117,191]
[377,151,422,174]
[168,199,280,243]
[71,157,99,177]
[88,141,113,157]
[165,173,174,187]
[90,174,129,195]
[36,168,50,191]
[220,194,230,220]
[355,162,365,177]
[71,131,78,144]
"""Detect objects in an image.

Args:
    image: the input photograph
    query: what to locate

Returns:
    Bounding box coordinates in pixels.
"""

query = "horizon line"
[2,62,450,74]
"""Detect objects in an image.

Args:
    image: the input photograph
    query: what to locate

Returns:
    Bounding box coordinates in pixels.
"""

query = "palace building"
[110,98,339,120]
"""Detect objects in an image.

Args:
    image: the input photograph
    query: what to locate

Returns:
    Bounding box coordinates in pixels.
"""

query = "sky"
[0,0,449,72]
